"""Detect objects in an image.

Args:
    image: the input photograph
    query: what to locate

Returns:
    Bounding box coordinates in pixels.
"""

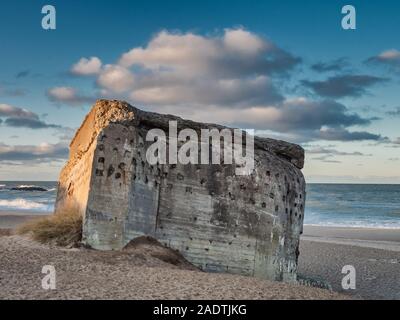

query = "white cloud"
[367,49,400,70]
[71,57,102,75]
[48,87,76,101]
[97,65,135,93]
[92,28,299,107]
[222,28,267,55]
[377,49,400,61]
[47,86,93,106]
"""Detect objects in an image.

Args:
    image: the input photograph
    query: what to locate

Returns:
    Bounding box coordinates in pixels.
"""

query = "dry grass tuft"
[17,206,82,247]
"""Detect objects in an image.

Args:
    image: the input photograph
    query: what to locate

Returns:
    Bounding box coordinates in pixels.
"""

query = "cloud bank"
[302,75,388,98]
[0,103,61,129]
[65,27,383,143]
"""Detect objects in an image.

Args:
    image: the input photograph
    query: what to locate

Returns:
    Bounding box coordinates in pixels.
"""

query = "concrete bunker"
[55,99,306,282]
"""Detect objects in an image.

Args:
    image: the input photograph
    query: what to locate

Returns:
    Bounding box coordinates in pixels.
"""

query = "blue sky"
[0,0,399,182]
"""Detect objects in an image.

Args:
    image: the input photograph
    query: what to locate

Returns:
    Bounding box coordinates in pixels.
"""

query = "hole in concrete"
[275,205,279,212]
[266,171,270,176]
[98,157,105,163]
[115,173,121,179]
[95,169,103,176]
[107,165,115,177]
[118,163,126,170]
[262,202,266,208]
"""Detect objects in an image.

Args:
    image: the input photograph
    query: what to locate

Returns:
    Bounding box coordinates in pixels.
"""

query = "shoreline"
[302,225,400,252]
[0,211,50,230]
[1,211,399,245]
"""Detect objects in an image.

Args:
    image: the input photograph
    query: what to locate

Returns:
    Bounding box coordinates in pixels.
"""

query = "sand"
[1,212,399,300]
[299,236,400,299]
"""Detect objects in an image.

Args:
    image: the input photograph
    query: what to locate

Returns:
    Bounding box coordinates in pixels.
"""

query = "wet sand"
[0,211,47,230]
[0,212,399,299]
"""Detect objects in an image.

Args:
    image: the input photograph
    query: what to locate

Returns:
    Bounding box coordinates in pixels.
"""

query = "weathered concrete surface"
[56,99,306,282]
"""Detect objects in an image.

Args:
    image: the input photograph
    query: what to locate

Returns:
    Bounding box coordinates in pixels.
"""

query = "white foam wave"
[16,185,42,189]
[0,198,53,212]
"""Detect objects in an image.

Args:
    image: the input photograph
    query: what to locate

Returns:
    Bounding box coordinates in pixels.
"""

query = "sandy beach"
[299,226,400,300]
[1,212,399,300]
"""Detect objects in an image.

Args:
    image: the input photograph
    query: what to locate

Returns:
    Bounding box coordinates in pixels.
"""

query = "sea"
[0,182,400,228]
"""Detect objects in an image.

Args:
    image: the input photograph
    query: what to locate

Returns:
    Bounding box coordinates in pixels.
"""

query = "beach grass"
[17,206,82,247]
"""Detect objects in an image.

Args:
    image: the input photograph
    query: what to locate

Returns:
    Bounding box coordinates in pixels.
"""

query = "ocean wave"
[0,198,54,212]
[11,185,48,192]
